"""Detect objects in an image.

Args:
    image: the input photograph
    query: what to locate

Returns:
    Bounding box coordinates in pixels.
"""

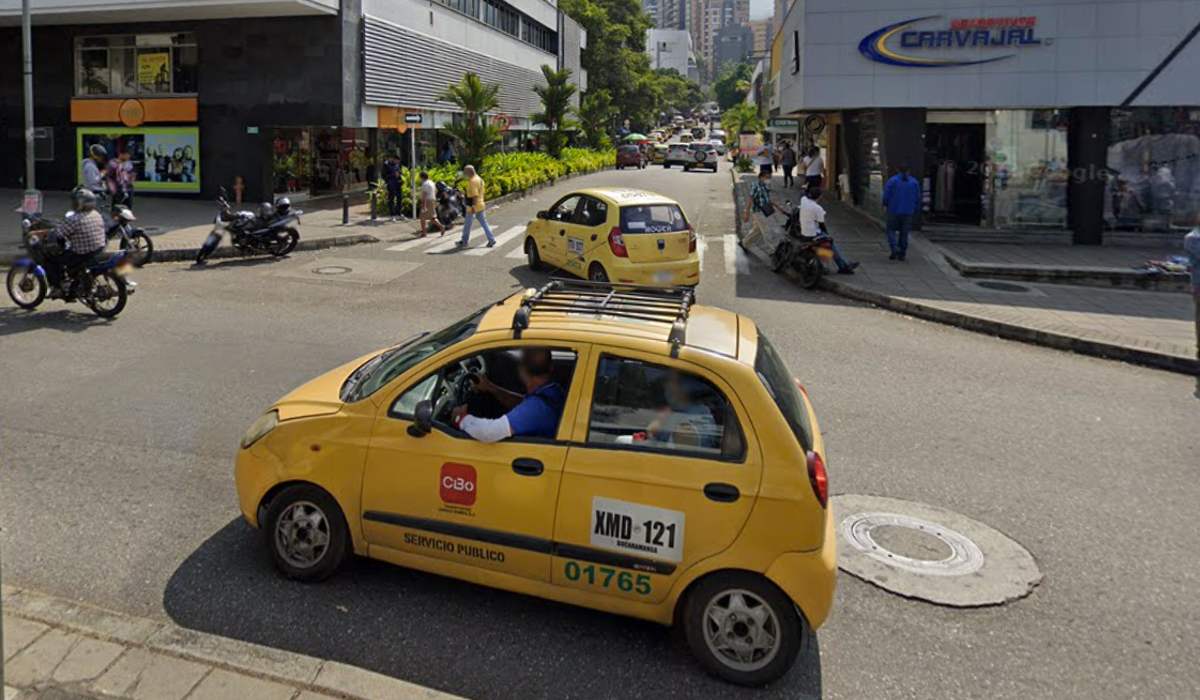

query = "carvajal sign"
[859,15,1047,68]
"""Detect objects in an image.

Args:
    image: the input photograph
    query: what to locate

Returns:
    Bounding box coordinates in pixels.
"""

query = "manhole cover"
[312,265,352,275]
[834,494,1042,607]
[976,280,1031,293]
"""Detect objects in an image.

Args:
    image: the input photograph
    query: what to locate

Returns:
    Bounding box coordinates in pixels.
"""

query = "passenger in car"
[616,370,720,450]
[451,348,566,442]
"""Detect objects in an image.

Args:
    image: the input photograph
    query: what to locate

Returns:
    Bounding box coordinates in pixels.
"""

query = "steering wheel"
[431,355,489,424]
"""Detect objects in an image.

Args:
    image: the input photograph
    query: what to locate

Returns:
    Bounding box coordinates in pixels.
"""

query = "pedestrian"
[1185,215,1200,397]
[457,164,496,248]
[804,147,824,188]
[742,169,784,248]
[108,150,135,208]
[439,142,455,165]
[382,155,402,220]
[882,163,921,261]
[799,186,858,275]
[81,144,107,195]
[418,171,446,237]
[756,145,773,178]
[780,142,797,188]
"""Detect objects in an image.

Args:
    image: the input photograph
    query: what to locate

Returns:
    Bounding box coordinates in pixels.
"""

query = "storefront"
[774,1,1200,245]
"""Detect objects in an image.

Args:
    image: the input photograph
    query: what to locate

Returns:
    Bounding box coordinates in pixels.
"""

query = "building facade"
[714,23,753,76]
[774,0,1200,246]
[646,28,694,77]
[748,18,771,57]
[690,0,748,80]
[0,0,585,202]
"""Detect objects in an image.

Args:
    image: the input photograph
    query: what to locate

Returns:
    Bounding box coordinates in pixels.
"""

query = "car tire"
[264,483,350,582]
[683,571,804,686]
[588,263,609,283]
[664,163,671,169]
[526,238,543,271]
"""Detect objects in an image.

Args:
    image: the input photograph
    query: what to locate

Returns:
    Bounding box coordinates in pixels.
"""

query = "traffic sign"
[404,113,423,124]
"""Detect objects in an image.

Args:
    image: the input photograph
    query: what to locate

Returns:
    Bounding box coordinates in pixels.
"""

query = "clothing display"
[934,160,956,212]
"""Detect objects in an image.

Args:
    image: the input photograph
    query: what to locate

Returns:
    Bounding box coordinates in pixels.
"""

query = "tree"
[653,69,705,117]
[721,102,764,145]
[532,65,579,158]
[440,72,502,167]
[713,62,754,111]
[560,0,656,128]
[577,89,614,149]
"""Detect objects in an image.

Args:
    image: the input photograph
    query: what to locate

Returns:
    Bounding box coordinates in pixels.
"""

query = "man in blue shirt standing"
[452,348,566,441]
[882,164,921,261]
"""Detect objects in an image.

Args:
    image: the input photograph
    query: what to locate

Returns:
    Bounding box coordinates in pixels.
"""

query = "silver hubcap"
[274,500,330,569]
[702,589,782,672]
[10,270,39,303]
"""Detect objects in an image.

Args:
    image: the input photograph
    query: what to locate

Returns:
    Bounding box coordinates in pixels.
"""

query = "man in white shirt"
[418,172,445,237]
[798,186,858,274]
[805,147,824,188]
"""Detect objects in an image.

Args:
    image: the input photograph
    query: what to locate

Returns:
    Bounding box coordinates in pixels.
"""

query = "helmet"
[258,201,275,219]
[274,197,291,216]
[72,188,97,212]
[88,144,108,159]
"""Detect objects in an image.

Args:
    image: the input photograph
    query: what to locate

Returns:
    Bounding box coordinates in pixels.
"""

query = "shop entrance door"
[925,123,985,225]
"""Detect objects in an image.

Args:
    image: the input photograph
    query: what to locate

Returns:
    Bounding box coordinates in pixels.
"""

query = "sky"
[750,0,773,20]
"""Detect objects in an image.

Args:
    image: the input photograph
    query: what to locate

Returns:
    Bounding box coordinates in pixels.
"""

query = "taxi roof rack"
[512,279,694,357]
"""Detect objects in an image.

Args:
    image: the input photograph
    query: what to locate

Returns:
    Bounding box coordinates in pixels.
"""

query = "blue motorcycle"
[6,216,134,318]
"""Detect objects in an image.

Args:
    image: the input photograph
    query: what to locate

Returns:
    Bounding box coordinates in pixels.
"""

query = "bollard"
[369,187,377,222]
[342,193,349,225]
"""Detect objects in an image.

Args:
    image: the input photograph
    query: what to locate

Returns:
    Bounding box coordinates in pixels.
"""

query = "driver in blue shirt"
[451,348,565,442]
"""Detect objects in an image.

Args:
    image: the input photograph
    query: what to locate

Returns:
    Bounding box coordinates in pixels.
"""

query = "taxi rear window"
[619,204,688,234]
[754,332,813,452]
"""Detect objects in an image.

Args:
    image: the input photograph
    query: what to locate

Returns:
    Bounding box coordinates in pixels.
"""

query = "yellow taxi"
[234,281,834,685]
[522,188,700,287]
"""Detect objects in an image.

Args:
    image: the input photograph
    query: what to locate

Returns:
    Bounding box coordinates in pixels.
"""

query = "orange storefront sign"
[71,97,198,127]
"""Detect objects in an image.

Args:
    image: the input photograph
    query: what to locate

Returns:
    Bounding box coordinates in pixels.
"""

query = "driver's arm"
[474,374,524,411]
[458,414,512,443]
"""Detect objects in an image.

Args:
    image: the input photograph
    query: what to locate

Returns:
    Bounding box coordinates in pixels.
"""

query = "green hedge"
[387,148,614,206]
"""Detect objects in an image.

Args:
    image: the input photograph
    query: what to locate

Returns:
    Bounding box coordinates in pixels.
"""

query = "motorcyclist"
[46,188,108,298]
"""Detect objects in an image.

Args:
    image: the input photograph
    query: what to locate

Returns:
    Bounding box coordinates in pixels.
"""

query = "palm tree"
[532,65,578,158]
[721,102,764,147]
[440,72,502,167]
[577,89,614,150]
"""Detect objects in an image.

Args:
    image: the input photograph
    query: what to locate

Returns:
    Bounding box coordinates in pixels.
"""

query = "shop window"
[272,128,312,196]
[74,33,198,97]
[988,109,1069,230]
[1104,107,1200,234]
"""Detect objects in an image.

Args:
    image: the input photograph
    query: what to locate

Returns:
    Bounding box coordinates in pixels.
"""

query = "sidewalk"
[733,172,1198,375]
[2,585,459,700]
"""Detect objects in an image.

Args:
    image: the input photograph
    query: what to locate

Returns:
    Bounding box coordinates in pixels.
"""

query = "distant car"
[709,128,726,141]
[708,138,727,156]
[663,143,692,168]
[616,144,646,170]
[652,143,669,164]
[683,143,719,173]
[691,127,705,140]
[678,133,694,145]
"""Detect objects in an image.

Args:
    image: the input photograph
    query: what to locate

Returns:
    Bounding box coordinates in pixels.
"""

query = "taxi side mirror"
[408,400,433,437]
[536,210,548,220]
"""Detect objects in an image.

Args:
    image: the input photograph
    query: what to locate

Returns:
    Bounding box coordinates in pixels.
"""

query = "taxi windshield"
[340,306,488,402]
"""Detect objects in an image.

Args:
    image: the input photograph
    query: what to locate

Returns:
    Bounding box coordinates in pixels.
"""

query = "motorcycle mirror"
[407,400,434,437]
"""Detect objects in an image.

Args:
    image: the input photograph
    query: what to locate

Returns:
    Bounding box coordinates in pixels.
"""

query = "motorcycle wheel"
[6,264,46,310]
[797,255,823,289]
[85,272,128,318]
[269,228,300,257]
[121,230,154,267]
[195,232,221,264]
[771,241,793,273]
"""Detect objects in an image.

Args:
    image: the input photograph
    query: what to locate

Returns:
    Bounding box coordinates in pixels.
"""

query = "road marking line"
[506,244,528,259]
[426,236,463,254]
[464,225,526,256]
[697,236,708,271]
[723,234,750,275]
[386,234,449,252]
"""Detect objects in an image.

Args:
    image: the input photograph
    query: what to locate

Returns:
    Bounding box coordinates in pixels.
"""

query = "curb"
[728,175,1199,376]
[942,251,1190,293]
[1,585,462,700]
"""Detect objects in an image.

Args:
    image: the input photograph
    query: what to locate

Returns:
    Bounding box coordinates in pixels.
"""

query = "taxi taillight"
[806,450,828,508]
[608,227,628,257]
[688,225,697,252]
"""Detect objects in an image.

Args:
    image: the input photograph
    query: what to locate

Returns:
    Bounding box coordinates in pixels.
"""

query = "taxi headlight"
[241,410,279,449]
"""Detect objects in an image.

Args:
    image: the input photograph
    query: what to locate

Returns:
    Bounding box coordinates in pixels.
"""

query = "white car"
[709,138,727,156]
[663,143,692,168]
[682,143,719,172]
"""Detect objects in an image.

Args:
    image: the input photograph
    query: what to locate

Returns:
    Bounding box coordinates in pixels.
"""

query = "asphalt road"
[2,161,1197,699]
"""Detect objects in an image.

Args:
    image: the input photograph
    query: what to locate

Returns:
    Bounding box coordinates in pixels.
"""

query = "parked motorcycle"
[435,181,465,227]
[7,217,135,318]
[106,204,153,267]
[195,189,302,265]
[770,204,837,289]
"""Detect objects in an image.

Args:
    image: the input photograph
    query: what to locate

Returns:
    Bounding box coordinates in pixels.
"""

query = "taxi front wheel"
[683,571,804,686]
[265,484,349,582]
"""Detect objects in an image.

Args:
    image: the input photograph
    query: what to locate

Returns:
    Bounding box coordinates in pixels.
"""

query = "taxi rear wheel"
[588,263,609,283]
[265,484,349,582]
[684,571,803,686]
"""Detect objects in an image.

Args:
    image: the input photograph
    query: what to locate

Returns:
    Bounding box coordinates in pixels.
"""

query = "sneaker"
[456,241,467,248]
[889,252,897,260]
[486,240,496,248]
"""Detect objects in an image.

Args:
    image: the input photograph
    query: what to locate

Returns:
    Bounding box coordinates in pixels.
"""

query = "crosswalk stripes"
[506,241,529,259]
[385,233,451,252]
[723,234,750,275]
[697,236,708,271]
[464,225,526,256]
[425,236,462,254]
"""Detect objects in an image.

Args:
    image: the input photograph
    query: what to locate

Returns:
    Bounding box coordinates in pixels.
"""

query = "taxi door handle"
[703,483,740,503]
[512,458,544,477]
[558,229,566,236]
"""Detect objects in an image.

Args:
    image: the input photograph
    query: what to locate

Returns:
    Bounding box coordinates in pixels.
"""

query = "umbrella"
[623,133,649,142]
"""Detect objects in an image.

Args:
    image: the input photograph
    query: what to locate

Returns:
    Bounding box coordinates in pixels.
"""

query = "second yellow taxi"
[522,188,701,287]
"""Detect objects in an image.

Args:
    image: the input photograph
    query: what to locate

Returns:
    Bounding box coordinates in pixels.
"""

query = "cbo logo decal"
[439,463,477,506]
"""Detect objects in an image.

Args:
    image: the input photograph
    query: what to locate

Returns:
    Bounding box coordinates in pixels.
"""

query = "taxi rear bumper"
[609,256,701,287]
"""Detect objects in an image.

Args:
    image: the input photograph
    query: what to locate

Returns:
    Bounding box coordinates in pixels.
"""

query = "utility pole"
[21,0,39,213]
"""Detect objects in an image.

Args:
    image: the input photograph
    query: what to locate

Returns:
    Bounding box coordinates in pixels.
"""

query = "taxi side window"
[577,197,608,227]
[549,196,581,222]
[586,355,745,461]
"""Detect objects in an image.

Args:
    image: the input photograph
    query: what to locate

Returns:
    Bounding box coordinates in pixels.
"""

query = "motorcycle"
[106,204,153,268]
[435,181,465,227]
[7,217,135,318]
[195,189,302,265]
[770,204,837,289]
